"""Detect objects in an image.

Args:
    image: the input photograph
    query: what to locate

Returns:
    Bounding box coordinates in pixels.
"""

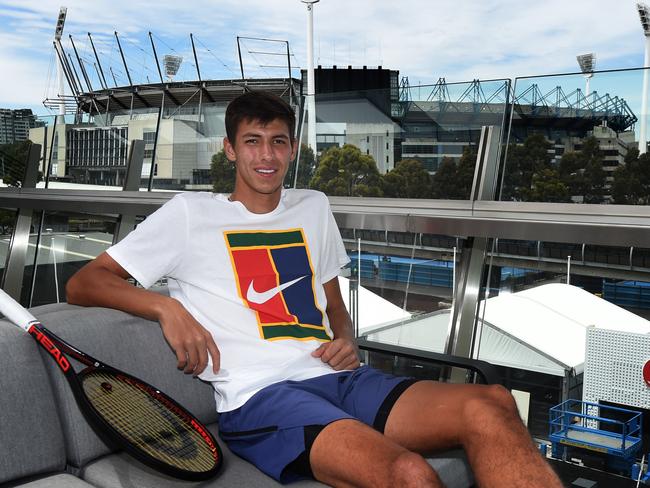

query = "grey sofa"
[0,302,479,487]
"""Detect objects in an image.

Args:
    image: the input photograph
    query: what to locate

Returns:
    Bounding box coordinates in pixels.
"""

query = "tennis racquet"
[0,289,222,481]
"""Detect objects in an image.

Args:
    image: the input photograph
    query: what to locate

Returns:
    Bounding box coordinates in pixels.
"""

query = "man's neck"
[229,189,282,214]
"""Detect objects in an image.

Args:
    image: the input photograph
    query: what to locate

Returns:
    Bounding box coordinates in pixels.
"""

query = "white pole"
[452,246,457,302]
[50,234,60,303]
[303,1,319,155]
[585,76,591,99]
[567,255,571,285]
[357,237,361,289]
[640,36,650,154]
[56,47,65,118]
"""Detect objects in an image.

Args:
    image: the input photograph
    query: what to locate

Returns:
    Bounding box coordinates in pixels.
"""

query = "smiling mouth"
[255,168,276,175]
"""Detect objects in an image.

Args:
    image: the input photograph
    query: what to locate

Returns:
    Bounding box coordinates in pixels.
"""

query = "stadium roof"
[75,77,302,114]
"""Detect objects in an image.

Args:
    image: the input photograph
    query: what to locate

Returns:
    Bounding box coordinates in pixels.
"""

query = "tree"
[290,144,316,189]
[211,149,236,193]
[0,140,40,187]
[431,157,461,199]
[612,149,650,205]
[309,144,383,197]
[428,146,478,199]
[382,159,432,198]
[559,136,606,203]
[502,134,552,201]
[525,168,569,202]
[581,137,606,204]
[456,146,478,199]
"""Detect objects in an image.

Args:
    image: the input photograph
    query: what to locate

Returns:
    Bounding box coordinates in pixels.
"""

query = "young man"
[66,91,561,488]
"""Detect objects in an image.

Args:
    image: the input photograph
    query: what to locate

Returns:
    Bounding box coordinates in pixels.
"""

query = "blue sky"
[0,0,647,116]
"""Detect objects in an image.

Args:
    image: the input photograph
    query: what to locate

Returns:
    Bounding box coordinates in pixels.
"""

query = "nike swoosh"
[246,275,308,304]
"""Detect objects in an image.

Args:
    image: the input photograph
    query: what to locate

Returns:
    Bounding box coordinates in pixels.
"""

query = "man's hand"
[158,298,220,376]
[311,337,360,371]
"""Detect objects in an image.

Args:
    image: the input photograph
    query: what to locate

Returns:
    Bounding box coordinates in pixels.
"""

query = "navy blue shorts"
[218,366,416,483]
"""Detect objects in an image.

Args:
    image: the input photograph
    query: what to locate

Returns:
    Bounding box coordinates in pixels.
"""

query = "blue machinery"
[548,399,649,482]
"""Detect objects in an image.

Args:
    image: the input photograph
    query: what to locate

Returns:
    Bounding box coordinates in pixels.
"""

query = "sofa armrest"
[357,338,500,385]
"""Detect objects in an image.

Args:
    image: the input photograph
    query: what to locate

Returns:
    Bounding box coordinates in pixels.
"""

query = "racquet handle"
[0,288,39,331]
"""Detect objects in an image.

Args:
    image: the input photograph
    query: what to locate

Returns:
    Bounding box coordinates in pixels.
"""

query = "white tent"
[362,283,650,377]
[338,277,412,332]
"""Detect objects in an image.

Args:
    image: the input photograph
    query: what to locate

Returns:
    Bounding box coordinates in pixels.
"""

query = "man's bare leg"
[384,381,562,488]
[310,418,443,488]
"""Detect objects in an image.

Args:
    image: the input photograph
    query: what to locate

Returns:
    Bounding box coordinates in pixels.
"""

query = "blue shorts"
[218,366,416,483]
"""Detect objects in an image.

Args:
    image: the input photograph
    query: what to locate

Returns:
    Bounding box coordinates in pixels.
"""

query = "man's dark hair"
[225,91,296,141]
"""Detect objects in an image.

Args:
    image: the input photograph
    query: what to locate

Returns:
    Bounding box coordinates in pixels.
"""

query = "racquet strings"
[81,370,218,473]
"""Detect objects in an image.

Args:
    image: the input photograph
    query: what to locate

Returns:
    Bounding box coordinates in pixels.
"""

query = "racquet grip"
[0,288,38,331]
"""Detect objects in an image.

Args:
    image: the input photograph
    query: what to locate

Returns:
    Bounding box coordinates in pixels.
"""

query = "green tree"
[612,149,650,205]
[382,159,432,198]
[559,136,606,203]
[581,137,606,204]
[291,144,316,189]
[309,144,383,197]
[502,134,552,201]
[211,149,236,193]
[431,157,461,198]
[558,151,584,199]
[525,168,570,202]
[0,140,39,187]
[456,146,478,199]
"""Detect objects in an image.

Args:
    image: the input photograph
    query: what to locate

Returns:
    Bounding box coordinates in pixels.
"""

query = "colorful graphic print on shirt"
[224,229,331,342]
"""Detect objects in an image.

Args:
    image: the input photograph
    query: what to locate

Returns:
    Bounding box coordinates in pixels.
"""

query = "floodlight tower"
[638,3,650,154]
[301,0,319,155]
[163,54,183,82]
[53,7,67,117]
[576,53,595,97]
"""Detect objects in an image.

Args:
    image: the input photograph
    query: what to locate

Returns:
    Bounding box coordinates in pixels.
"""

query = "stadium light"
[576,53,595,97]
[638,3,650,153]
[53,7,68,118]
[301,0,320,155]
[163,54,183,82]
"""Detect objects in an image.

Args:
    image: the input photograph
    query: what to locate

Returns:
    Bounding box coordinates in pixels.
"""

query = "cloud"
[0,0,647,110]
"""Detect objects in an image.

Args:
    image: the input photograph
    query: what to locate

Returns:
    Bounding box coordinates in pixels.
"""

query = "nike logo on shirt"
[246,275,308,304]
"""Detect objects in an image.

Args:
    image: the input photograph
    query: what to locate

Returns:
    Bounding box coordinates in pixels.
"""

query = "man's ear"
[290,139,298,161]
[223,137,236,162]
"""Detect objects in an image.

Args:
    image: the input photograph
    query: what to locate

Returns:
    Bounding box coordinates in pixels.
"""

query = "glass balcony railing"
[4,66,650,484]
[501,67,645,205]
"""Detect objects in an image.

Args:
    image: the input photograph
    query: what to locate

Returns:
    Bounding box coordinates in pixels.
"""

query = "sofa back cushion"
[29,303,219,469]
[0,321,67,483]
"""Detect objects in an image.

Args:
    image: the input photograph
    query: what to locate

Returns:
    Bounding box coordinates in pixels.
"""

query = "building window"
[143,131,156,145]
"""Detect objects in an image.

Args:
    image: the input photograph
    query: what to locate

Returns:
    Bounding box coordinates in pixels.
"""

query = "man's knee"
[485,384,519,415]
[389,451,443,488]
[463,385,521,429]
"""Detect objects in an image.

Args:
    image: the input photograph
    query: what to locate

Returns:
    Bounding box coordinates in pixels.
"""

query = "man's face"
[224,117,296,200]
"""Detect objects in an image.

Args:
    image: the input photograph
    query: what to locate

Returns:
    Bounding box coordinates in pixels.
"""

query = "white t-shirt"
[107,189,350,412]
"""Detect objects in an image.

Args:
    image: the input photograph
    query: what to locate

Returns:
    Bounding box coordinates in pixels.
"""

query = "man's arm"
[66,252,219,375]
[311,276,360,370]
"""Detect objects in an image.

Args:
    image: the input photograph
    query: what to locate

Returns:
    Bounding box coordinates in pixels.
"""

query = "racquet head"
[79,367,222,480]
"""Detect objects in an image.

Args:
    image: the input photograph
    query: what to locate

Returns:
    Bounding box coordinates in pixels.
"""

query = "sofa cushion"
[26,303,475,487]
[81,424,322,488]
[81,425,472,488]
[0,321,67,484]
[28,303,219,470]
[9,473,97,487]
